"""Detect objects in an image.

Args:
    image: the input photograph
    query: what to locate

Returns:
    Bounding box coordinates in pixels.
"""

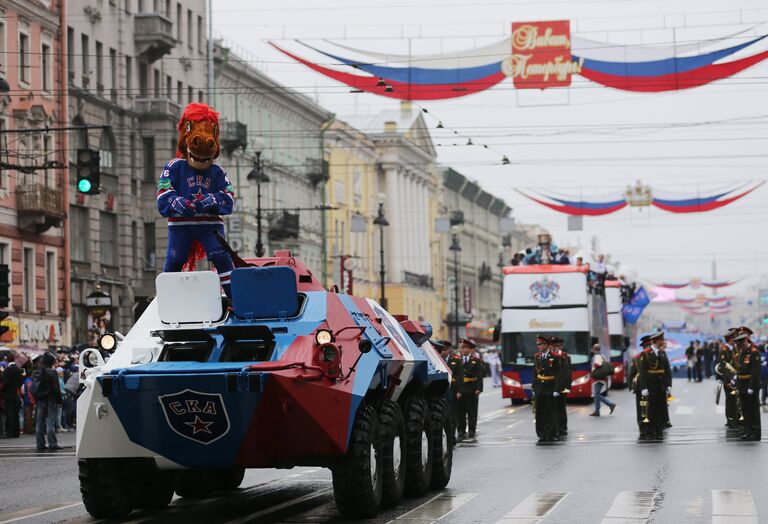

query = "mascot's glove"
[747,388,754,395]
[171,197,196,217]
[641,389,649,397]
[553,391,560,397]
[195,193,218,211]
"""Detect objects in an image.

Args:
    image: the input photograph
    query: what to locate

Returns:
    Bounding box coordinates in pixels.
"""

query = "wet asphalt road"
[1,372,767,524]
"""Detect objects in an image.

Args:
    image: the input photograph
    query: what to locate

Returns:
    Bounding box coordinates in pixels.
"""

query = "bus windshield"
[501,331,591,366]
[610,334,625,358]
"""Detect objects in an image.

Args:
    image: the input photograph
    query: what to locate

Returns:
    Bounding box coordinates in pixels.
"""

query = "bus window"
[501,332,591,366]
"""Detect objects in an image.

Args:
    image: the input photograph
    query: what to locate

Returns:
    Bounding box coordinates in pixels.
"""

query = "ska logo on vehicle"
[530,277,560,306]
[158,389,230,445]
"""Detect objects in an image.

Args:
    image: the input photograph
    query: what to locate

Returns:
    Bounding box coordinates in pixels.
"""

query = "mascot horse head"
[176,102,220,171]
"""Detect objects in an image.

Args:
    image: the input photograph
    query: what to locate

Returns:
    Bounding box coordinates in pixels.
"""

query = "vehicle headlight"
[87,351,101,367]
[315,329,333,345]
[502,376,521,388]
[572,374,591,386]
[614,364,624,373]
[320,343,340,362]
[99,333,117,352]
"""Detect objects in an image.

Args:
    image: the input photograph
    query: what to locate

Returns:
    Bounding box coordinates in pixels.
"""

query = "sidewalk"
[0,429,76,449]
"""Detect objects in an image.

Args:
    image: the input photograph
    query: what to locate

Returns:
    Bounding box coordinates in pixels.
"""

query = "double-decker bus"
[605,280,629,387]
[499,265,594,403]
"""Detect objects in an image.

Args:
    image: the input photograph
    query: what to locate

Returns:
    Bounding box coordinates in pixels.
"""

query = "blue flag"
[622,286,650,325]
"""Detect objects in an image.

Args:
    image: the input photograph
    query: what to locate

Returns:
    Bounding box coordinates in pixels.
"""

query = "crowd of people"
[0,350,81,450]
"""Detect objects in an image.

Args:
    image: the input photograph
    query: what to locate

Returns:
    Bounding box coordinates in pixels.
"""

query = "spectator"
[34,352,63,451]
[21,368,36,435]
[2,360,22,438]
[55,367,71,431]
[589,344,616,417]
[64,368,80,428]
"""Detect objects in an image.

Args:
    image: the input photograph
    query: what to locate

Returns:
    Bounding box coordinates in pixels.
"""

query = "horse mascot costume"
[157,102,235,297]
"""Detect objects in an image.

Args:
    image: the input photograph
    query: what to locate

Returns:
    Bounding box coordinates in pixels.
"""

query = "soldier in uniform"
[629,335,652,439]
[552,336,571,437]
[638,330,672,440]
[733,331,761,441]
[533,335,562,443]
[716,328,740,429]
[443,341,463,444]
[456,338,483,441]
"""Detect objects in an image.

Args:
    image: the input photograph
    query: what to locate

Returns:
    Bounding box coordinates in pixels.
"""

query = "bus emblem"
[530,277,560,305]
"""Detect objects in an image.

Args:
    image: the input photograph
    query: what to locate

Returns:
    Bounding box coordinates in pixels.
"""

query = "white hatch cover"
[155,271,223,324]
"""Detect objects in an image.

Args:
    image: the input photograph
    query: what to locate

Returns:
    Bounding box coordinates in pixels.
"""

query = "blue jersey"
[156,158,235,226]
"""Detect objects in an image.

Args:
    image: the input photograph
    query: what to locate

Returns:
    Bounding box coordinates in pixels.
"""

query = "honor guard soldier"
[456,338,483,441]
[443,341,463,444]
[631,335,652,439]
[552,336,571,437]
[533,335,562,443]
[638,330,672,440]
[716,327,740,429]
[733,330,761,441]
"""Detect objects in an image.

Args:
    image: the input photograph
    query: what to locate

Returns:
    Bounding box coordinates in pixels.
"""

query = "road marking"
[712,489,758,524]
[0,502,83,524]
[599,491,656,523]
[221,488,332,524]
[388,492,477,523]
[495,492,568,523]
[675,406,695,415]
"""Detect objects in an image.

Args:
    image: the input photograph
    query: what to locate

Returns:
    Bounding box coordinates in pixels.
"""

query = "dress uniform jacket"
[638,348,671,436]
[736,344,761,439]
[533,351,561,440]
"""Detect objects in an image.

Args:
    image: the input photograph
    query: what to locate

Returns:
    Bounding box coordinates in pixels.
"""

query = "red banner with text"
[511,20,579,89]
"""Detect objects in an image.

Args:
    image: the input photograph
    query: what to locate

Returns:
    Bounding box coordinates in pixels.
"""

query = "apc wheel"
[403,395,433,497]
[218,468,246,490]
[175,471,216,499]
[332,404,383,517]
[78,458,134,519]
[136,470,174,510]
[429,397,453,490]
[378,400,406,507]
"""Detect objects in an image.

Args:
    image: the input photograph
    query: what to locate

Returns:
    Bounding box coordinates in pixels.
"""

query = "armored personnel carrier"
[77,251,452,518]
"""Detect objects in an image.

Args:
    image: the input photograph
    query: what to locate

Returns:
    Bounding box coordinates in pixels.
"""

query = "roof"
[343,104,436,158]
[503,265,588,275]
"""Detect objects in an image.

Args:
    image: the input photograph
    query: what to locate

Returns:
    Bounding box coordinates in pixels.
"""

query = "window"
[66,27,74,79]
[131,221,138,271]
[144,222,156,270]
[23,247,34,312]
[110,48,117,92]
[100,212,118,266]
[125,56,133,95]
[138,0,144,11]
[198,90,203,103]
[165,0,171,18]
[187,85,193,104]
[81,34,89,85]
[70,206,90,262]
[165,74,171,98]
[0,118,5,187]
[176,3,182,40]
[45,251,56,313]
[0,19,5,71]
[125,0,131,14]
[0,243,9,308]
[41,42,51,92]
[99,129,115,173]
[153,68,160,96]
[187,10,192,49]
[177,80,183,104]
[19,31,30,84]
[138,61,148,96]
[142,136,155,181]
[197,15,203,53]
[43,135,54,186]
[95,41,103,92]
[70,117,87,165]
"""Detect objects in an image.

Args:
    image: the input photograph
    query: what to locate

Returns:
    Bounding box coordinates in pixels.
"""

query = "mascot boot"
[156,102,236,297]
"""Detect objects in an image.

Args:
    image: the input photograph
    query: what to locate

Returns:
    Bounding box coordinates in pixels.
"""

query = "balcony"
[135,97,182,120]
[16,184,65,233]
[268,211,300,241]
[134,13,175,62]
[220,121,248,153]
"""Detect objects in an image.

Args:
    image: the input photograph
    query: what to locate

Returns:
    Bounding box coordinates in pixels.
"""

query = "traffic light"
[0,264,9,308]
[76,148,101,194]
[0,310,9,338]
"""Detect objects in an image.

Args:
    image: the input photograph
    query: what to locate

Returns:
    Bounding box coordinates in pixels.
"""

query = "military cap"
[459,338,477,348]
[639,335,652,347]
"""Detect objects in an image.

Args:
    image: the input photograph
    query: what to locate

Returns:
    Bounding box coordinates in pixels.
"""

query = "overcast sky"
[212,0,768,298]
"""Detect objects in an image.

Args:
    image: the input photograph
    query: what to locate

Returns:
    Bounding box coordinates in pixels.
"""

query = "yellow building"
[327,104,448,336]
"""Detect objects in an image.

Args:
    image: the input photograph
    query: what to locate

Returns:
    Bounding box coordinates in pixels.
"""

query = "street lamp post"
[449,230,462,345]
[373,202,389,309]
[247,141,270,257]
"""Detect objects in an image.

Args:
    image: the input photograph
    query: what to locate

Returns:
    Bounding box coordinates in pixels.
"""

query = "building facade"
[66,0,209,343]
[214,40,333,278]
[440,167,512,343]
[0,0,70,351]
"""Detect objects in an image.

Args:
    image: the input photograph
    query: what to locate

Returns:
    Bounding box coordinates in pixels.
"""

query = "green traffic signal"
[78,178,92,193]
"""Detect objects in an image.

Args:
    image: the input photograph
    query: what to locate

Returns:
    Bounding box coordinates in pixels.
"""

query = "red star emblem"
[184,415,213,435]
[192,188,205,200]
